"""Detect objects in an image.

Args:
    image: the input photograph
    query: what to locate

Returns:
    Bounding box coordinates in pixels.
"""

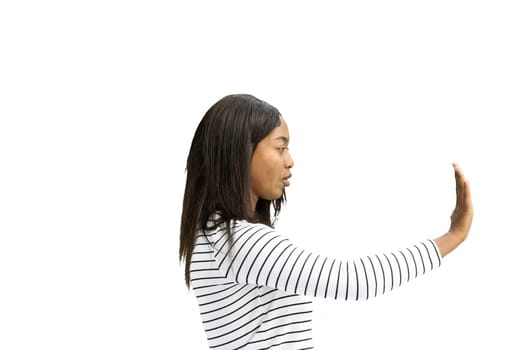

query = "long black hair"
[180,94,285,287]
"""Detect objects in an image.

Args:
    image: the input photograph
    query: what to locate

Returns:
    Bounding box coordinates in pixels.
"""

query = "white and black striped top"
[190,219,442,349]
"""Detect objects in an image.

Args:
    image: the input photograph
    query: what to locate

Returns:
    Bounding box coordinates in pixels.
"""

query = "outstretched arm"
[434,163,474,257]
[198,163,472,301]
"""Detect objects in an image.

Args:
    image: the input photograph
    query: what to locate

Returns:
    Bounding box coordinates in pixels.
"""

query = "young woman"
[180,94,473,350]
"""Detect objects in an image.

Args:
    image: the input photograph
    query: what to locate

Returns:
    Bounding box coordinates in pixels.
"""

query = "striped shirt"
[190,219,442,349]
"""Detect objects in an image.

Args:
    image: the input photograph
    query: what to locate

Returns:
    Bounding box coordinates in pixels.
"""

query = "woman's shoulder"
[232,219,274,233]
[196,218,277,249]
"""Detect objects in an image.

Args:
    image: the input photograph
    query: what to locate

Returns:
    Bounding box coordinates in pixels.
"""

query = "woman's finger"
[463,179,472,210]
[453,163,464,207]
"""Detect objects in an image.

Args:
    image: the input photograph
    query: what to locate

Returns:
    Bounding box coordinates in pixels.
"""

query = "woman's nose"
[285,151,294,168]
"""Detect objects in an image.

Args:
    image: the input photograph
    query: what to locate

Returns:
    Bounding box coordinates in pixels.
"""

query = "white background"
[1,1,524,349]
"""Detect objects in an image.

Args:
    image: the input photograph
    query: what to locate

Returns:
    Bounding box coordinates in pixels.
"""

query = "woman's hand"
[434,163,474,257]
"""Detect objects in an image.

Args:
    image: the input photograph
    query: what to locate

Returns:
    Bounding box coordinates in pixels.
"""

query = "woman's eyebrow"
[273,136,289,143]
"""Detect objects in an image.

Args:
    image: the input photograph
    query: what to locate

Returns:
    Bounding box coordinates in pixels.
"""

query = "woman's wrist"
[434,231,463,258]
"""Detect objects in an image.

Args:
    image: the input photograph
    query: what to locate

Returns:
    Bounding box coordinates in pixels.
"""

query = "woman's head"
[180,94,293,286]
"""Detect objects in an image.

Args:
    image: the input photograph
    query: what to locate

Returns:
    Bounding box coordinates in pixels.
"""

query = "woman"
[180,94,473,349]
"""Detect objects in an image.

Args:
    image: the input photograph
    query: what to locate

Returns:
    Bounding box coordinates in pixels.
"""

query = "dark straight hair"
[180,94,285,287]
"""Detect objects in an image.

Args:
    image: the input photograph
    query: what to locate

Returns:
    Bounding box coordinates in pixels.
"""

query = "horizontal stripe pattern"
[190,220,442,349]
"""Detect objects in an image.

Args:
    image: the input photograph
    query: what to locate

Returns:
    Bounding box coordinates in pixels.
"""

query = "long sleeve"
[202,220,441,301]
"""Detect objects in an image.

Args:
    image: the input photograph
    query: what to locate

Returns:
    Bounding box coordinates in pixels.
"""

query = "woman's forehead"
[269,119,290,142]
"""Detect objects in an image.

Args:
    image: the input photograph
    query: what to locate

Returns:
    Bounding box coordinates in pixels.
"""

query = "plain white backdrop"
[1,1,524,349]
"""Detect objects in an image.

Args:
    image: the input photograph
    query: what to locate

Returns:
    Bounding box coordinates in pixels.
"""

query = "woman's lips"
[283,174,291,187]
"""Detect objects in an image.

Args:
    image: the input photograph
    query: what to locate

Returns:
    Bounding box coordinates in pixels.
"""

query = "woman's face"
[250,118,294,209]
